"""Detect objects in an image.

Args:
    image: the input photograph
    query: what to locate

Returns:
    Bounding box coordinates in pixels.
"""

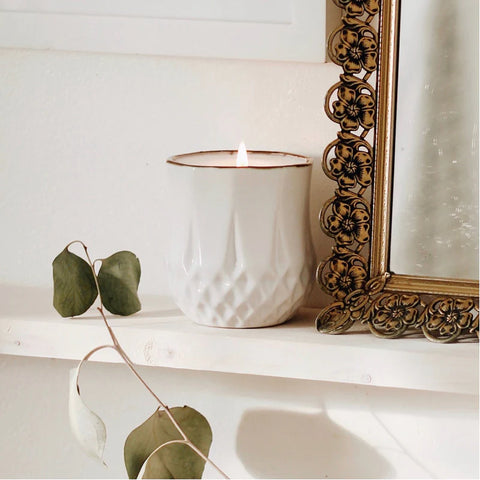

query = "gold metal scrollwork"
[317,0,479,343]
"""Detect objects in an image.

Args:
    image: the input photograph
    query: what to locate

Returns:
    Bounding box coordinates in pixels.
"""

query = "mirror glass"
[390,0,479,280]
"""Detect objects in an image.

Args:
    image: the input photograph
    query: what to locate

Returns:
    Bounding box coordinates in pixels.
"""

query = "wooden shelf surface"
[0,285,478,394]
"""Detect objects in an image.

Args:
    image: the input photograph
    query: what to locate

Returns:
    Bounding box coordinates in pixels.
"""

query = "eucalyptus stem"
[69,240,229,479]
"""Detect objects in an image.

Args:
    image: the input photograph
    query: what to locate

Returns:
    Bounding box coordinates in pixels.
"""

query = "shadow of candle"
[236,408,394,479]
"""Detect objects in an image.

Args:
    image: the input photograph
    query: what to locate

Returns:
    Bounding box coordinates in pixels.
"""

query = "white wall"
[0,46,342,478]
[0,47,338,307]
[0,16,478,480]
[1,354,478,479]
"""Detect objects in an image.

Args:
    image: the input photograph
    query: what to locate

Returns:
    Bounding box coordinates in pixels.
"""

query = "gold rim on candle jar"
[167,150,312,169]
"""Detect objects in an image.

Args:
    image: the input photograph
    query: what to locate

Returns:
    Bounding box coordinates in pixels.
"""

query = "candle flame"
[236,141,248,167]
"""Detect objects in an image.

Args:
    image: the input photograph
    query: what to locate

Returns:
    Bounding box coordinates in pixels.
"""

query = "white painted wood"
[0,286,477,394]
[2,354,478,478]
[0,0,326,62]
[0,0,293,22]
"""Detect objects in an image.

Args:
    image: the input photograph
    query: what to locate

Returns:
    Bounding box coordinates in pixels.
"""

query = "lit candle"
[166,144,314,328]
[236,141,248,167]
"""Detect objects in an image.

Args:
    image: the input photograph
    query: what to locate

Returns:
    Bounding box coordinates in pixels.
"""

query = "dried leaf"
[98,251,141,316]
[68,364,106,462]
[137,445,174,479]
[124,407,212,479]
[53,247,97,317]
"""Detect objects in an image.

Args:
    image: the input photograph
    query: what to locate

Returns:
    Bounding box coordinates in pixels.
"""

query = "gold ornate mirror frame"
[316,0,479,343]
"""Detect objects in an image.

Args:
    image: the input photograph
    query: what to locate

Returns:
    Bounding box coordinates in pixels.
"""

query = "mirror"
[390,0,479,280]
[317,0,479,342]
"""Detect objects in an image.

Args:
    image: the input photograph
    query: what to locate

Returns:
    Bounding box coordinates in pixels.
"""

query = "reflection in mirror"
[390,0,479,280]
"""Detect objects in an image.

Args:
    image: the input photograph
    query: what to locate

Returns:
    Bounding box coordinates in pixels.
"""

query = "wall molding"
[0,0,325,62]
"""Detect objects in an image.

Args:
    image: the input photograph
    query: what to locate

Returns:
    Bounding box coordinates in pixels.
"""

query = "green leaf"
[97,251,141,316]
[124,406,213,479]
[137,449,172,479]
[53,247,98,317]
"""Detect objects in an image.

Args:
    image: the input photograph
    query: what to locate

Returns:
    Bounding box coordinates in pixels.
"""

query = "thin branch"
[96,306,170,411]
[78,344,117,368]
[76,242,229,479]
[185,440,230,479]
[96,310,229,477]
[76,344,117,393]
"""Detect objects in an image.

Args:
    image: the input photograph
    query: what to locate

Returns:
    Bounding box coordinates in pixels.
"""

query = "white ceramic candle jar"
[166,148,314,328]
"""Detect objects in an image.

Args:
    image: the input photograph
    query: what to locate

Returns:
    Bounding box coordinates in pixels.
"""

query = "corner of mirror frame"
[316,0,479,343]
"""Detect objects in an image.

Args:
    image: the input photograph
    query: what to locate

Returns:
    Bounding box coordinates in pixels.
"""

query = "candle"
[165,145,314,328]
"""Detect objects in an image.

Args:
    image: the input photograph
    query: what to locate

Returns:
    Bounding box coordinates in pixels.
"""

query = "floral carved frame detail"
[316,0,479,343]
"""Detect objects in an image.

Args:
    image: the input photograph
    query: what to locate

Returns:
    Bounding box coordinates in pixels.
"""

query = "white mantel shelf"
[0,286,478,395]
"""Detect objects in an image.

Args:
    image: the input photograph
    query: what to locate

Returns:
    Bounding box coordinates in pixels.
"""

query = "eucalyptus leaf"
[69,365,106,462]
[136,444,175,479]
[53,247,97,317]
[124,406,212,479]
[139,443,201,479]
[98,251,141,316]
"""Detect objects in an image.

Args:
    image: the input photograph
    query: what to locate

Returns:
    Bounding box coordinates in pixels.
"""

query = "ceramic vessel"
[166,150,314,328]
